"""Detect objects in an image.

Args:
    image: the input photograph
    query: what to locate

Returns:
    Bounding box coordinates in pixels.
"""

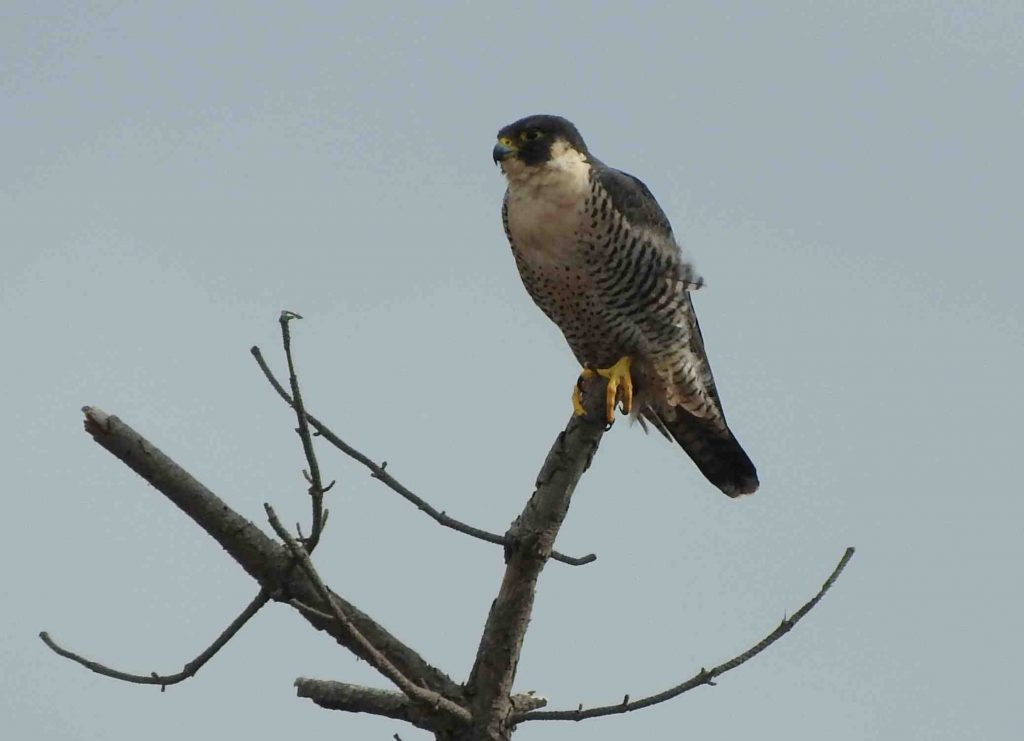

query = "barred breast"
[504,176,684,379]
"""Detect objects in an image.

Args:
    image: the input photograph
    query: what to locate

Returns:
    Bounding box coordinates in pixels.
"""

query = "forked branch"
[65,405,463,702]
[463,379,609,739]
[277,311,331,551]
[45,318,855,740]
[265,504,471,724]
[250,345,595,567]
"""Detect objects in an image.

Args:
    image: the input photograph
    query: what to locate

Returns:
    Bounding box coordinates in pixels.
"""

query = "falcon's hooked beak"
[492,138,516,164]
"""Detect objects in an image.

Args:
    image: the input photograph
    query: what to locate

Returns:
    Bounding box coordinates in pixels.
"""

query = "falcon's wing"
[592,163,718,411]
[595,165,758,496]
[592,165,704,290]
[640,290,758,496]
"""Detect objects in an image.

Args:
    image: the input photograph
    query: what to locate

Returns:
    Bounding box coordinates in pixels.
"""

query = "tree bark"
[457,383,608,740]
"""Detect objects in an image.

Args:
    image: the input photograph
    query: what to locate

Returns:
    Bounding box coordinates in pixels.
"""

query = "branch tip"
[81,406,112,433]
[39,590,270,688]
[274,316,328,550]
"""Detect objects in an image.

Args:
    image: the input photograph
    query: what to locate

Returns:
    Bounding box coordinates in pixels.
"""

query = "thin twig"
[250,345,595,566]
[289,598,337,623]
[39,589,270,690]
[264,504,471,724]
[278,311,328,551]
[514,546,856,723]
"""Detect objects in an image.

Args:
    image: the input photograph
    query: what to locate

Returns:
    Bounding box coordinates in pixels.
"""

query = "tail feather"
[646,407,759,497]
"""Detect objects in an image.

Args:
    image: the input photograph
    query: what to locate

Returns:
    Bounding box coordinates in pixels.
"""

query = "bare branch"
[294,678,549,732]
[81,406,285,580]
[510,692,548,713]
[514,546,856,723]
[250,345,595,567]
[465,378,609,738]
[39,589,269,689]
[294,679,436,731]
[265,504,471,725]
[77,406,463,701]
[277,311,328,551]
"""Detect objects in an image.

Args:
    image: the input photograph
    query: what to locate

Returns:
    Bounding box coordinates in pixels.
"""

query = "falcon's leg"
[572,356,634,424]
[598,356,634,423]
[572,369,596,416]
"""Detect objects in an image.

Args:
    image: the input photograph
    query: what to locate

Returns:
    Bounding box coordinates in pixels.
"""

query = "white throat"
[501,139,593,265]
[501,139,592,201]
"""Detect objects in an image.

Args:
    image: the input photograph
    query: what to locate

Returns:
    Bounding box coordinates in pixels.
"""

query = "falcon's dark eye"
[521,129,542,142]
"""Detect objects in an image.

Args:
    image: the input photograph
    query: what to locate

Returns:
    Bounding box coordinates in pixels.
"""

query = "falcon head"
[493,115,590,172]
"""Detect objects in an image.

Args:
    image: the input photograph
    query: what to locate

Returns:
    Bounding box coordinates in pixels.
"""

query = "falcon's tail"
[647,408,759,497]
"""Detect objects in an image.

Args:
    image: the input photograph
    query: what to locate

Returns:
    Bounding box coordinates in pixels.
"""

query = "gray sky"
[3,2,1022,739]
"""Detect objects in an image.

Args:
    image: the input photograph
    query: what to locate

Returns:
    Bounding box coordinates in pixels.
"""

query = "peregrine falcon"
[493,115,758,497]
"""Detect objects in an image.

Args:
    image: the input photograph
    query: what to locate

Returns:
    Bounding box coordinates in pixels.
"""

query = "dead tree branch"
[513,546,856,723]
[462,381,609,740]
[68,405,463,703]
[46,320,854,740]
[294,679,437,730]
[277,311,331,551]
[294,679,548,727]
[250,345,595,567]
[265,504,471,725]
[38,589,269,689]
[50,384,608,737]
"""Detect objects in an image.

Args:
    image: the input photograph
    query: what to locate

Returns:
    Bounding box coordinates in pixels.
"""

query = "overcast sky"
[3,2,1022,739]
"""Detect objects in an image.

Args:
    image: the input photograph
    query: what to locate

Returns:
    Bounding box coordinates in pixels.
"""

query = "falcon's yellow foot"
[572,357,634,424]
[572,369,596,416]
[597,356,634,424]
